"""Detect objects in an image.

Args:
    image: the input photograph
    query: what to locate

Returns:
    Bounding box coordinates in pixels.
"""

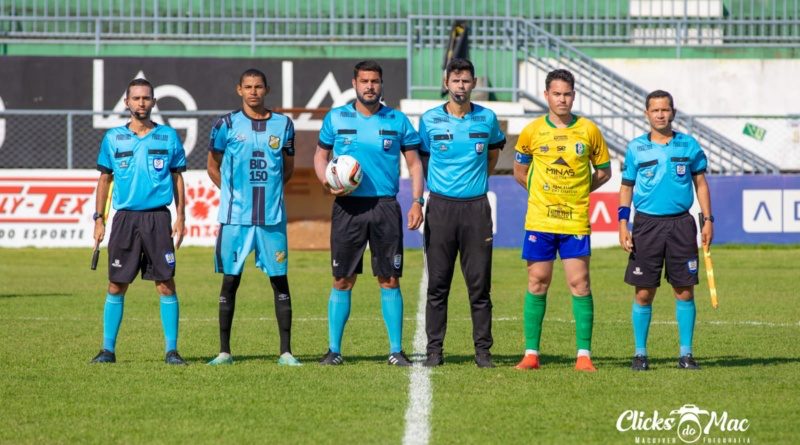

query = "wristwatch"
[413,197,425,206]
[702,215,715,223]
[92,212,104,222]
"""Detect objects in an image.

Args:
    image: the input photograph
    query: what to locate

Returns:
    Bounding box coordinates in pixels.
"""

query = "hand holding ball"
[325,155,363,194]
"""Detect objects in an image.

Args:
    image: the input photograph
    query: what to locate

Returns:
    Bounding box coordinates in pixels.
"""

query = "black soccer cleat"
[319,349,344,366]
[423,352,444,368]
[90,349,116,364]
[678,354,700,370]
[387,351,413,367]
[474,352,496,369]
[631,354,650,371]
[165,350,188,366]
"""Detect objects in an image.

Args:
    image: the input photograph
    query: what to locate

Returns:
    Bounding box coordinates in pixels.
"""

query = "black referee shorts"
[624,211,700,288]
[330,196,403,278]
[107,207,176,283]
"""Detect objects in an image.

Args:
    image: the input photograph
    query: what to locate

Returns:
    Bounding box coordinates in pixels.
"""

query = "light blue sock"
[676,298,696,357]
[380,287,403,354]
[328,288,351,354]
[102,293,124,352]
[632,302,652,357]
[159,294,179,352]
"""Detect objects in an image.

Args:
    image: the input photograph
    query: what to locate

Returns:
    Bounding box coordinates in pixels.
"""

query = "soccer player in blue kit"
[206,69,301,366]
[313,60,425,366]
[90,78,188,365]
[417,58,506,368]
[619,90,714,371]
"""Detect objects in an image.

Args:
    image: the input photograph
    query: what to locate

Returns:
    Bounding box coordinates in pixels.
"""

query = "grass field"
[0,245,798,444]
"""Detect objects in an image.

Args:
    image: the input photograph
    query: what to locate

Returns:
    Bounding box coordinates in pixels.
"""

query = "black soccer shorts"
[624,211,700,288]
[107,207,177,283]
[330,196,403,278]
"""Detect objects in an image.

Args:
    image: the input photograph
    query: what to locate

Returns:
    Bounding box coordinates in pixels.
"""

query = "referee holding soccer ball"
[312,60,425,366]
[417,58,506,368]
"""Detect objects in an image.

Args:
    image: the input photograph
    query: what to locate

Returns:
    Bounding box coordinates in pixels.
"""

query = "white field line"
[5,316,798,328]
[401,256,432,445]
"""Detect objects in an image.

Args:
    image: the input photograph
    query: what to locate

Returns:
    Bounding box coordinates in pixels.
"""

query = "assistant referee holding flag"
[619,90,713,371]
[418,58,505,368]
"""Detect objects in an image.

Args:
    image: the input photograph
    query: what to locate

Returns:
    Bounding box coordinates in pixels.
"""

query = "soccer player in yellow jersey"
[512,69,611,372]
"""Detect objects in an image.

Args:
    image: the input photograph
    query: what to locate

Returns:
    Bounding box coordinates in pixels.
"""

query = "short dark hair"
[645,90,675,110]
[545,69,575,90]
[126,78,154,98]
[446,58,475,80]
[353,60,383,80]
[239,68,268,86]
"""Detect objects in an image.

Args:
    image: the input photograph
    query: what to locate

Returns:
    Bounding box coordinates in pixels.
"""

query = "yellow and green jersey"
[514,114,610,235]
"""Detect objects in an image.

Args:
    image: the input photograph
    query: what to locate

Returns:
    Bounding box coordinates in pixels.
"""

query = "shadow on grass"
[0,293,72,299]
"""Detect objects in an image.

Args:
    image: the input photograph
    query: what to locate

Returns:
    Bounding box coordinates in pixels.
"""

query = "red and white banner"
[0,170,222,248]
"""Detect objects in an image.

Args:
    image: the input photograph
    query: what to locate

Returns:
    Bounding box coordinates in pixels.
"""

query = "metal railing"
[1,0,798,52]
[0,109,796,173]
[408,16,781,173]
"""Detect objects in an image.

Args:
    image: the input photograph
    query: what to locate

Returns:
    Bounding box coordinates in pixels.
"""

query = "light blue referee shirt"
[209,109,295,226]
[318,103,421,198]
[96,123,186,211]
[418,103,506,198]
[621,131,707,215]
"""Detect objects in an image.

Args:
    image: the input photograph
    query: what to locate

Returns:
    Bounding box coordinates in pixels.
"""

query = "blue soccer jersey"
[96,123,187,211]
[318,103,421,197]
[418,103,506,198]
[209,110,295,225]
[621,131,707,215]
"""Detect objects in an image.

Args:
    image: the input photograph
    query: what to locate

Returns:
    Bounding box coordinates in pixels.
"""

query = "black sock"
[270,275,292,355]
[219,274,241,354]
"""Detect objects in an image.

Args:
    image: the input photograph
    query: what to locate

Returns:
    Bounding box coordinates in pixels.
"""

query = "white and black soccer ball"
[325,155,363,193]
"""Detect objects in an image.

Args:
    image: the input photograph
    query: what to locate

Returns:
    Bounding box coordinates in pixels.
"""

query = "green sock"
[523,292,547,351]
[572,294,594,351]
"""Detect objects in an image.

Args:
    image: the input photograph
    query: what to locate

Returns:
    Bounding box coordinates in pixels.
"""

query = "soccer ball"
[325,155,363,193]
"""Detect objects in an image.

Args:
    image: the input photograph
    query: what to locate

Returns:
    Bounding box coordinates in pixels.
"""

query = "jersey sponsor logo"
[676,164,687,176]
[153,158,165,171]
[475,142,485,154]
[472,116,486,122]
[687,259,698,274]
[383,138,393,151]
[546,204,574,220]
[275,250,286,263]
[547,157,575,177]
[557,145,566,152]
[539,145,549,153]
[165,251,176,267]
[269,135,281,149]
[393,254,402,269]
[433,117,449,123]
[116,134,131,140]
[575,142,586,156]
[554,135,568,141]
[152,134,168,141]
[340,111,356,118]
[636,144,653,152]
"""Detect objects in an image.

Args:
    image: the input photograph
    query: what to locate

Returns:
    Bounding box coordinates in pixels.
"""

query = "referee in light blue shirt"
[418,58,506,368]
[618,90,714,372]
[313,60,425,367]
[90,78,188,365]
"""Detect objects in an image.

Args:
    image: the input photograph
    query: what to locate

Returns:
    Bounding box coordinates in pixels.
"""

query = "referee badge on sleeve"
[383,138,393,151]
[475,142,485,154]
[676,164,687,176]
[153,158,165,171]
